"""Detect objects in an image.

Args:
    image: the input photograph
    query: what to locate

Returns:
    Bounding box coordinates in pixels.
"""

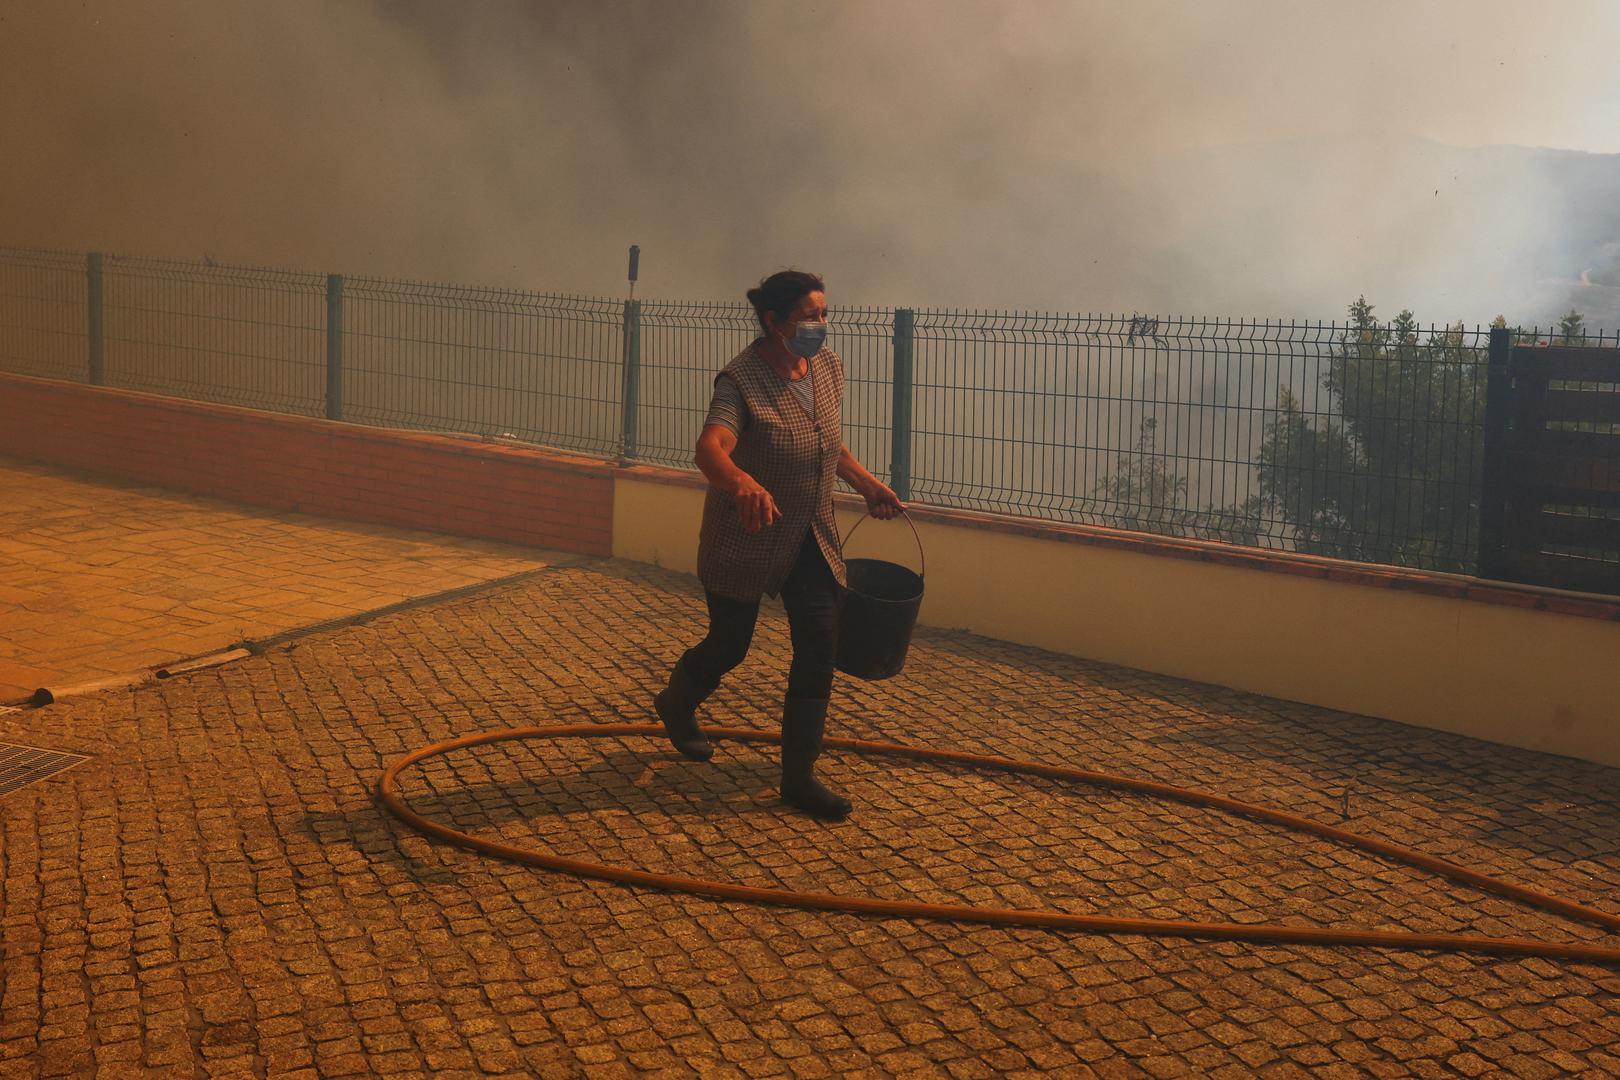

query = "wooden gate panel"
[1479,331,1620,594]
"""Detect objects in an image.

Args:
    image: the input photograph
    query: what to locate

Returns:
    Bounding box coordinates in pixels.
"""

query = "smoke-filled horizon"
[6,0,1620,326]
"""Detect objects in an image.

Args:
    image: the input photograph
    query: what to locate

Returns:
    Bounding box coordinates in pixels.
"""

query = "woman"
[655,269,903,822]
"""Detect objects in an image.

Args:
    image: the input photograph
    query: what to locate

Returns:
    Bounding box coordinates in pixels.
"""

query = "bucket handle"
[840,507,924,578]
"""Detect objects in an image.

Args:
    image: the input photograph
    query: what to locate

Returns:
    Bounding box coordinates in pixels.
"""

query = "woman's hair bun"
[745,270,824,332]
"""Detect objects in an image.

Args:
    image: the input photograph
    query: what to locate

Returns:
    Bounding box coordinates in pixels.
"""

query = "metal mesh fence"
[340,277,622,456]
[907,311,1494,571]
[0,246,88,382]
[3,243,1614,579]
[634,301,894,480]
[634,300,757,469]
[100,254,327,416]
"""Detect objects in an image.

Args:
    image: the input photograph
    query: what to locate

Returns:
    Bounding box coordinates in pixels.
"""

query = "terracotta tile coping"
[615,463,1620,624]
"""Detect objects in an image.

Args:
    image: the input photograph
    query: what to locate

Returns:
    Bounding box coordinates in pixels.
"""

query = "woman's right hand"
[734,474,782,533]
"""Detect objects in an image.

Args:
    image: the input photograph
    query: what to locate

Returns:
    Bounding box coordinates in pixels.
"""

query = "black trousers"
[680,529,842,702]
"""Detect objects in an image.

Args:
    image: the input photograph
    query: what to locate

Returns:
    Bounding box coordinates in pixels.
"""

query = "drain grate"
[0,742,89,796]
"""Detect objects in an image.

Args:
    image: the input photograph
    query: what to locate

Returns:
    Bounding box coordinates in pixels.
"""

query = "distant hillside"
[1149,136,1620,329]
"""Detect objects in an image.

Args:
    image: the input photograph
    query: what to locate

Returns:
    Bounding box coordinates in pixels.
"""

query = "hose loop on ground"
[377,724,1620,967]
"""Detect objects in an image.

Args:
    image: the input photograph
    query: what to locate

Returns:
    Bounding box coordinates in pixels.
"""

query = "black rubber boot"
[655,660,714,761]
[780,699,852,822]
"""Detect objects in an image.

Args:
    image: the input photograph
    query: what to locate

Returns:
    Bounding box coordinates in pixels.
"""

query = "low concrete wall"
[614,467,1620,768]
[9,368,1613,767]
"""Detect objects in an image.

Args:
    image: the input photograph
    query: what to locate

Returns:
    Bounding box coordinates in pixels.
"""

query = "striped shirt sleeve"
[704,374,747,434]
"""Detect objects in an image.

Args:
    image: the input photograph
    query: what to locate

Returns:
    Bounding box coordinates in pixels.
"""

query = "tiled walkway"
[2,460,1618,1077]
[0,459,556,700]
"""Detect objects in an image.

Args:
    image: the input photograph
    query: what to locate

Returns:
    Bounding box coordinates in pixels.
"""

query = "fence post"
[890,308,915,501]
[1477,326,1512,578]
[86,252,104,385]
[620,299,641,463]
[325,274,343,421]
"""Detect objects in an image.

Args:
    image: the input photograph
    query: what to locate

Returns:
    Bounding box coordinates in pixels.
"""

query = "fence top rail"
[344,274,624,312]
[636,300,757,330]
[0,245,97,270]
[636,298,754,314]
[100,253,329,290]
[910,308,1506,341]
[637,301,898,334]
[636,298,894,314]
[7,244,1619,341]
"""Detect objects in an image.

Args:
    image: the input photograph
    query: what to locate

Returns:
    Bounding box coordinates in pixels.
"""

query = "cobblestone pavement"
[0,458,554,699]
[2,557,1619,1078]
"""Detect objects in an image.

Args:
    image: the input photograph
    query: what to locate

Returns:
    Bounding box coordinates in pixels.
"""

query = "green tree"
[1559,308,1587,345]
[1190,494,1268,547]
[1096,418,1185,534]
[1256,297,1486,571]
[1096,417,1266,545]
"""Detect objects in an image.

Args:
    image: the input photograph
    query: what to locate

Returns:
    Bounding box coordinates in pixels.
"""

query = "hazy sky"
[4,0,1619,322]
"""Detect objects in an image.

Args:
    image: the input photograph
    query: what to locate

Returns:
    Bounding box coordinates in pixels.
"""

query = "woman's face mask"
[784,319,827,358]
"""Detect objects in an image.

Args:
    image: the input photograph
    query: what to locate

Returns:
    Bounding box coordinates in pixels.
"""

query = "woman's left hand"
[862,481,905,520]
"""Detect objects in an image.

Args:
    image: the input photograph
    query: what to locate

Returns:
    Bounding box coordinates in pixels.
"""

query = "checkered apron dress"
[697,341,849,602]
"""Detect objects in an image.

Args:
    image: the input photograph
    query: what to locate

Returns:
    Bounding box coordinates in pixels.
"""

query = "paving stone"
[2,484,1619,1075]
[0,458,556,695]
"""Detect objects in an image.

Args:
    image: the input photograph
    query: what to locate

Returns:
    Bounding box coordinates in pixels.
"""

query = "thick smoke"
[4,0,1619,325]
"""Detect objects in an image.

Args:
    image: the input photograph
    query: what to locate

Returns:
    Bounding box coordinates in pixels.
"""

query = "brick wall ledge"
[615,462,1620,623]
[0,374,616,477]
[0,373,616,556]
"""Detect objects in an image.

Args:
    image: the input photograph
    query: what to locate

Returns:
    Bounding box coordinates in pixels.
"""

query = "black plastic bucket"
[835,512,924,681]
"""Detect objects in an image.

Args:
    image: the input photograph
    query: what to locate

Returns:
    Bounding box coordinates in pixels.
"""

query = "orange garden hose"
[377,723,1620,966]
